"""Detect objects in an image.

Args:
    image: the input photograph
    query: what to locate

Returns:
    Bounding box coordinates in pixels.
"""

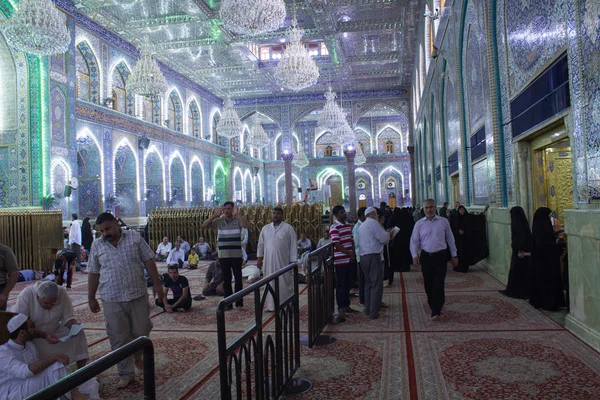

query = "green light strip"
[40,56,49,196]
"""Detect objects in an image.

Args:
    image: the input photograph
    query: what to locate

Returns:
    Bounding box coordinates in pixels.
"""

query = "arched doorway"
[326,175,343,208]
[114,144,138,217]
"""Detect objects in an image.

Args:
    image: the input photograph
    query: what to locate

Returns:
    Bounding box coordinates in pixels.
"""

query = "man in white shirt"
[257,207,297,312]
[68,213,82,266]
[0,313,88,400]
[357,207,392,319]
[155,236,172,261]
[167,242,185,268]
[352,207,367,306]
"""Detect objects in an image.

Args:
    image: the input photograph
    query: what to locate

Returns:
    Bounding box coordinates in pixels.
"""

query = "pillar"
[282,151,294,205]
[227,147,235,202]
[407,145,416,205]
[344,149,357,221]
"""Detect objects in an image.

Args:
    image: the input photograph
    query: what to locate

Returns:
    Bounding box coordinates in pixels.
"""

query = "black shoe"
[193,295,205,301]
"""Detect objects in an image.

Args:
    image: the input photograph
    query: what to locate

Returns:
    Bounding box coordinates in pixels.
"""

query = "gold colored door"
[358,195,367,208]
[451,174,460,204]
[327,176,343,208]
[388,193,397,208]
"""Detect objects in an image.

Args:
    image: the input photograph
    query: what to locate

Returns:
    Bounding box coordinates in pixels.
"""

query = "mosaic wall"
[114,145,138,217]
[190,162,203,206]
[170,157,185,207]
[145,151,164,214]
[50,87,66,144]
[77,135,102,217]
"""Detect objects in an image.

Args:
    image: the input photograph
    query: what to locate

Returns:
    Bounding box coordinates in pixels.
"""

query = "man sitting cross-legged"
[201,260,224,297]
[0,313,89,400]
[155,266,192,313]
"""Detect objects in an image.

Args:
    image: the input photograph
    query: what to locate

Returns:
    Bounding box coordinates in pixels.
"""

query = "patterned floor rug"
[403,269,505,293]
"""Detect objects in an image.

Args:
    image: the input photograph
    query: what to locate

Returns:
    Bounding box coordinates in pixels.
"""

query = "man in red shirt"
[329,205,357,317]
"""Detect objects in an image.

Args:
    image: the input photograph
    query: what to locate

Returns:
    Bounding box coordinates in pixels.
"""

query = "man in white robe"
[257,207,297,311]
[0,313,87,400]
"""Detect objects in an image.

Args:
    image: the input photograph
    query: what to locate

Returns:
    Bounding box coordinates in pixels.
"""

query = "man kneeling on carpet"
[0,313,89,399]
[155,266,192,312]
[202,259,224,297]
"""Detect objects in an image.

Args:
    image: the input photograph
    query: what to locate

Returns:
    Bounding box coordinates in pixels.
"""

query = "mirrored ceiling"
[72,0,422,99]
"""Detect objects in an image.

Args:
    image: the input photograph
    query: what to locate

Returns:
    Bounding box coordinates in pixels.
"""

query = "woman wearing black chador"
[500,206,533,299]
[529,207,566,311]
[452,205,472,273]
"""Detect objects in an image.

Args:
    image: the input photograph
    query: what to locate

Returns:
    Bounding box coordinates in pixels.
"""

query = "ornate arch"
[169,152,186,205]
[114,140,139,217]
[276,173,301,204]
[314,130,343,158]
[167,89,184,132]
[187,98,201,137]
[77,132,103,216]
[189,156,205,207]
[244,169,253,203]
[51,159,70,219]
[233,167,243,202]
[379,166,404,204]
[75,41,101,104]
[145,146,165,213]
[110,60,135,116]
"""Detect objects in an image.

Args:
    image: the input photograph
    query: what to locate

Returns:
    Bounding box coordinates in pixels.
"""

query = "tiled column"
[344,149,357,221]
[407,145,416,205]
[282,152,294,205]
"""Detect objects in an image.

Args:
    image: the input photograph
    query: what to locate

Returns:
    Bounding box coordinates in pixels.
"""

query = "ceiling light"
[216,98,243,139]
[354,145,366,165]
[1,0,71,56]
[293,148,310,169]
[317,87,347,131]
[246,115,270,148]
[220,0,286,36]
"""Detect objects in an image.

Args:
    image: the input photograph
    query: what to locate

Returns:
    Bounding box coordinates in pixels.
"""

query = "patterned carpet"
[8,262,600,399]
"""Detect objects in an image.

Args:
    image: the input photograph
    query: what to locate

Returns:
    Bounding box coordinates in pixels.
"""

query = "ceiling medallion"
[1,0,70,56]
[217,98,244,139]
[293,147,310,169]
[126,36,169,97]
[354,145,367,166]
[219,0,286,36]
[246,116,270,148]
[274,15,319,91]
[317,88,347,131]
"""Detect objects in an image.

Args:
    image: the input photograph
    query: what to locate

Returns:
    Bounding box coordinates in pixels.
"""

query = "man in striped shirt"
[202,201,249,308]
[329,205,357,317]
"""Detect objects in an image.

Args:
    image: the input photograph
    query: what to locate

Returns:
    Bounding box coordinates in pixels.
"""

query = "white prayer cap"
[7,313,28,334]
[365,207,378,217]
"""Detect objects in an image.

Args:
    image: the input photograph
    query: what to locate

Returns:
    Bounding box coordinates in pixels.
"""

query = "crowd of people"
[0,198,570,396]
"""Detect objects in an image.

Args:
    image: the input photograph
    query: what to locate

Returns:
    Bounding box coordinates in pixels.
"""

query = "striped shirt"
[87,229,155,303]
[212,216,243,259]
[329,220,354,266]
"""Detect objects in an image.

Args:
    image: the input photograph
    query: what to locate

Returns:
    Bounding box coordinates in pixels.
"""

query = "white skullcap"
[7,313,28,334]
[365,207,378,217]
[36,280,59,299]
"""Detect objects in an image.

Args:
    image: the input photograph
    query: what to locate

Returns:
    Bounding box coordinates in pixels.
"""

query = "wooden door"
[327,176,343,208]
[388,193,397,208]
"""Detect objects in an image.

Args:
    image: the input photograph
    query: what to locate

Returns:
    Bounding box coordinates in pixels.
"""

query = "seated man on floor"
[193,237,212,260]
[155,236,172,262]
[166,242,185,268]
[187,247,200,270]
[202,259,224,297]
[0,313,88,400]
[155,265,191,313]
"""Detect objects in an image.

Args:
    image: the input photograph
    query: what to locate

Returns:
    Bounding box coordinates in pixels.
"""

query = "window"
[306,43,319,56]
[320,42,329,56]
[386,140,394,154]
[325,146,333,157]
[168,97,176,130]
[260,46,271,60]
[271,45,283,60]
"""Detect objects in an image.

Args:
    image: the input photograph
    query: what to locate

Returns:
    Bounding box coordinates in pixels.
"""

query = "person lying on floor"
[155,266,191,312]
[0,313,89,400]
[17,270,45,282]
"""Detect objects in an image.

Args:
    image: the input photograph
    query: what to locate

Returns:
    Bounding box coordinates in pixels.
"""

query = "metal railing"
[26,336,156,400]
[217,262,310,399]
[302,243,339,348]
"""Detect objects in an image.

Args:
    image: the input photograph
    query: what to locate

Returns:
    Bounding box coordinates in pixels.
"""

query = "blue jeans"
[335,264,354,311]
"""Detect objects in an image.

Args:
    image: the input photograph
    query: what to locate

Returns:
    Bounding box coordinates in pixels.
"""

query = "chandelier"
[293,147,310,169]
[336,121,357,148]
[1,0,70,56]
[354,145,367,166]
[246,116,270,148]
[217,98,243,139]
[274,16,319,91]
[317,88,347,131]
[127,37,169,97]
[220,0,286,36]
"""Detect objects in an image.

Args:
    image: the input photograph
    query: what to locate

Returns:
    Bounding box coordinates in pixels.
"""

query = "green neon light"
[212,159,227,183]
[40,56,49,196]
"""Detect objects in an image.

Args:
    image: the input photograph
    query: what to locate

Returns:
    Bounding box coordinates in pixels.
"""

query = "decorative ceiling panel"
[70,0,423,99]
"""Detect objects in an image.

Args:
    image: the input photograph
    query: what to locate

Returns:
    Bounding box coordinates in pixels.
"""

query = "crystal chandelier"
[217,98,243,139]
[220,0,286,36]
[274,16,320,91]
[246,116,270,148]
[293,147,310,169]
[127,37,168,97]
[317,88,347,131]
[1,0,70,56]
[337,122,357,148]
[354,145,367,166]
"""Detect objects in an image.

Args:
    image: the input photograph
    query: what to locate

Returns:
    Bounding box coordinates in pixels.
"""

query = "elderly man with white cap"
[0,313,88,400]
[357,207,393,319]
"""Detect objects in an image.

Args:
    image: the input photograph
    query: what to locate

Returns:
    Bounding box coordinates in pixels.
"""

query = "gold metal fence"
[0,209,64,272]
[148,204,325,254]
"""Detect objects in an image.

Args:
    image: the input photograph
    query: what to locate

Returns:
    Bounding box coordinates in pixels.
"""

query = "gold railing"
[0,209,64,272]
[148,204,325,253]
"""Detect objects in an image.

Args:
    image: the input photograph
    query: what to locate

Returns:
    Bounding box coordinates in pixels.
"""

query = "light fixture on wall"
[219,0,286,36]
[1,0,71,56]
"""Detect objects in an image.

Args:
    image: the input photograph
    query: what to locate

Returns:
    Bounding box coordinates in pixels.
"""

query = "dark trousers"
[358,262,366,305]
[335,264,354,311]
[420,251,447,316]
[71,243,81,265]
[155,296,192,311]
[221,257,243,307]
[0,284,5,311]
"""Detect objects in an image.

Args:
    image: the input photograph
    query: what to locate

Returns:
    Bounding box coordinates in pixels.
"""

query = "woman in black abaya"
[452,205,471,273]
[500,206,533,299]
[529,207,566,311]
[81,217,94,252]
[388,208,414,272]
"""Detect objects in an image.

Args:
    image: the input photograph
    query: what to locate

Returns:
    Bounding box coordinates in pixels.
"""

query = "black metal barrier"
[217,262,311,399]
[301,243,341,348]
[26,336,156,400]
